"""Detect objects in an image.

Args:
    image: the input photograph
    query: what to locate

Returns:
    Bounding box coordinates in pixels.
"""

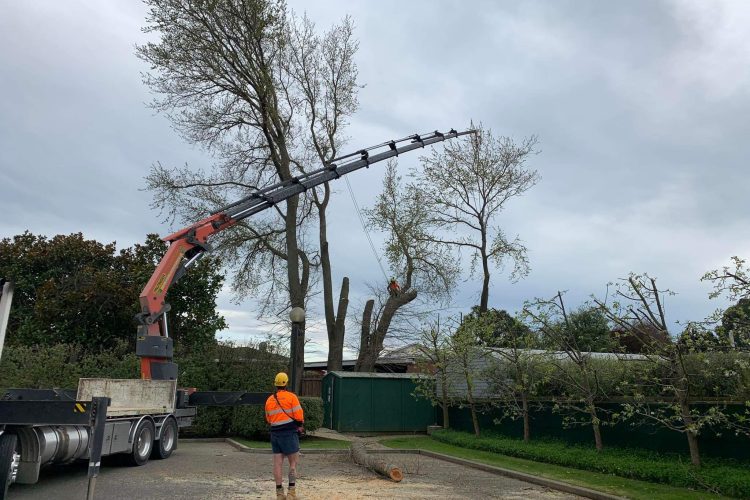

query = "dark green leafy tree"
[0,232,226,352]
[718,299,750,350]
[702,257,750,349]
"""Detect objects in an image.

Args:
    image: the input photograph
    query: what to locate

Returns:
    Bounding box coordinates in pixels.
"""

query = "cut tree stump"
[350,442,404,482]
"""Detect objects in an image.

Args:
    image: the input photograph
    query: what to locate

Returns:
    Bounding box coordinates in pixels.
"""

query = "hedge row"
[0,342,139,388]
[0,342,323,440]
[190,397,323,438]
[432,429,750,498]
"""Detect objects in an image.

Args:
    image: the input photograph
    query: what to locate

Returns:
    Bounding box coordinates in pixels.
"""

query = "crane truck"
[0,128,474,499]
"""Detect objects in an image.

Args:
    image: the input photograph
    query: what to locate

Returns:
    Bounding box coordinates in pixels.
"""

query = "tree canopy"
[0,232,226,351]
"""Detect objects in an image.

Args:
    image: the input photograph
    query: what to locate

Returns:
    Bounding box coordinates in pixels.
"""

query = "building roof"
[304,343,424,370]
[325,371,428,379]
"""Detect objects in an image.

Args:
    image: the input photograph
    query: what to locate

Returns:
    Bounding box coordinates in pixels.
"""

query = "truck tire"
[153,417,177,460]
[128,420,155,466]
[0,433,19,500]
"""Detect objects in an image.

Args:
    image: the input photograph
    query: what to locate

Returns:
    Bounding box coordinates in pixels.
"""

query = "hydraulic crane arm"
[136,128,475,379]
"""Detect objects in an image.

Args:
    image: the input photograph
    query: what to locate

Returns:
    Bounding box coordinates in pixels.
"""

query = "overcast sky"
[2,1,749,361]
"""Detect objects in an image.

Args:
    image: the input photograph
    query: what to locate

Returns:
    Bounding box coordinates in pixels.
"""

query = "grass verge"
[425,429,750,498]
[380,435,731,500]
[233,436,351,450]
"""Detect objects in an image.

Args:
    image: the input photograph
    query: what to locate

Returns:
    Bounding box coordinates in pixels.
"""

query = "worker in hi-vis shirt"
[265,372,305,500]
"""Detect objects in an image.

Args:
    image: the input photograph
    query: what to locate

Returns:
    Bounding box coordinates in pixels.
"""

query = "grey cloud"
[2,1,749,360]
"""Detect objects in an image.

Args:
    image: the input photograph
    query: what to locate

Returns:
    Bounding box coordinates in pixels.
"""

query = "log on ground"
[350,442,403,482]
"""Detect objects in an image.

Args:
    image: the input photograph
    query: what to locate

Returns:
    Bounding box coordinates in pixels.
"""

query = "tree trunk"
[680,399,701,466]
[355,289,417,371]
[350,443,403,482]
[521,392,530,442]
[318,191,348,372]
[589,405,603,451]
[461,352,481,437]
[467,390,480,438]
[284,193,306,393]
[327,276,349,371]
[440,370,450,429]
[356,299,375,372]
[480,247,490,313]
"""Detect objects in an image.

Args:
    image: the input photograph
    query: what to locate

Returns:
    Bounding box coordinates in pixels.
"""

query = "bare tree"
[355,161,459,371]
[419,123,539,312]
[137,0,360,386]
[285,14,359,370]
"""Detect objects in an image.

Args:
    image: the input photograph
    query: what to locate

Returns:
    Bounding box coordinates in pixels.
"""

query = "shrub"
[0,342,138,390]
[189,407,233,437]
[231,405,267,438]
[300,397,323,433]
[230,396,324,439]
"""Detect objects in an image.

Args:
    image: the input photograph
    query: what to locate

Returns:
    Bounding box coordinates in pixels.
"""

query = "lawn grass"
[427,429,750,498]
[380,436,730,500]
[233,435,352,450]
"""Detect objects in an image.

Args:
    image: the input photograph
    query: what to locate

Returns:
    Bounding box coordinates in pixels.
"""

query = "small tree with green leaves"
[448,325,489,437]
[418,123,539,313]
[356,161,459,371]
[461,307,550,442]
[524,294,618,451]
[594,273,730,466]
[412,318,455,428]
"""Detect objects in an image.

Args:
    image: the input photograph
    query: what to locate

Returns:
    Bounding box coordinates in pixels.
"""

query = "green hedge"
[432,429,750,498]
[190,407,233,437]
[300,397,323,432]
[0,342,139,389]
[230,397,324,439]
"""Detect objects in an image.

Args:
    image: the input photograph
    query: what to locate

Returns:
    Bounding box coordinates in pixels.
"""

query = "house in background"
[304,343,424,375]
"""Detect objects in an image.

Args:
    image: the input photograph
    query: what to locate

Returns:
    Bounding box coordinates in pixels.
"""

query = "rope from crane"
[344,176,390,284]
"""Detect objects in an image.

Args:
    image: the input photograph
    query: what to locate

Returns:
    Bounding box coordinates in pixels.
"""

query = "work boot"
[287,486,297,499]
[276,488,286,500]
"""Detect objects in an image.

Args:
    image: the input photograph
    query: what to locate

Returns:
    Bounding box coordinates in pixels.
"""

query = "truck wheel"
[0,433,19,499]
[154,417,177,460]
[128,420,155,466]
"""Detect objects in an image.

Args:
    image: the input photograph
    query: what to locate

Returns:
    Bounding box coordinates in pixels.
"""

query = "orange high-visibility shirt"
[265,390,304,428]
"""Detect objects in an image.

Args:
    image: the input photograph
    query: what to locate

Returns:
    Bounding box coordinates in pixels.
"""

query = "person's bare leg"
[287,452,299,497]
[273,453,284,496]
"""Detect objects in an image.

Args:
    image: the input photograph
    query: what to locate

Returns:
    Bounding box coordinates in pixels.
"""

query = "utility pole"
[289,307,305,394]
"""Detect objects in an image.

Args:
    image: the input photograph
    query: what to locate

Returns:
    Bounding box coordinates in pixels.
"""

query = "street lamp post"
[289,307,305,394]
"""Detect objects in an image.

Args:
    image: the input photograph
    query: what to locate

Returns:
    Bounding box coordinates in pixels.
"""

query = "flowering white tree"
[595,273,745,467]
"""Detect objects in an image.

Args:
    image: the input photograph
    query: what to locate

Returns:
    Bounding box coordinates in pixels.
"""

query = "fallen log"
[350,442,403,482]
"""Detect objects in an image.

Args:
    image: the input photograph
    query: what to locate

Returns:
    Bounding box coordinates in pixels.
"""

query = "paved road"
[10,441,580,499]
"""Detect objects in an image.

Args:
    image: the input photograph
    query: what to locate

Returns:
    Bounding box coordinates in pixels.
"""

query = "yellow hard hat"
[274,372,289,387]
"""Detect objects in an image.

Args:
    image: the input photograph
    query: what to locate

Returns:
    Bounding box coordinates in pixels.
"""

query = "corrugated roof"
[326,371,428,379]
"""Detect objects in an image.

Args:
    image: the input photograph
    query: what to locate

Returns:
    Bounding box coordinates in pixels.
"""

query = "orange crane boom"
[136,129,476,379]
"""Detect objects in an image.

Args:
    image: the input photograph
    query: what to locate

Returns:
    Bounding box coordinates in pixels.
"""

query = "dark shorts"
[270,429,300,455]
